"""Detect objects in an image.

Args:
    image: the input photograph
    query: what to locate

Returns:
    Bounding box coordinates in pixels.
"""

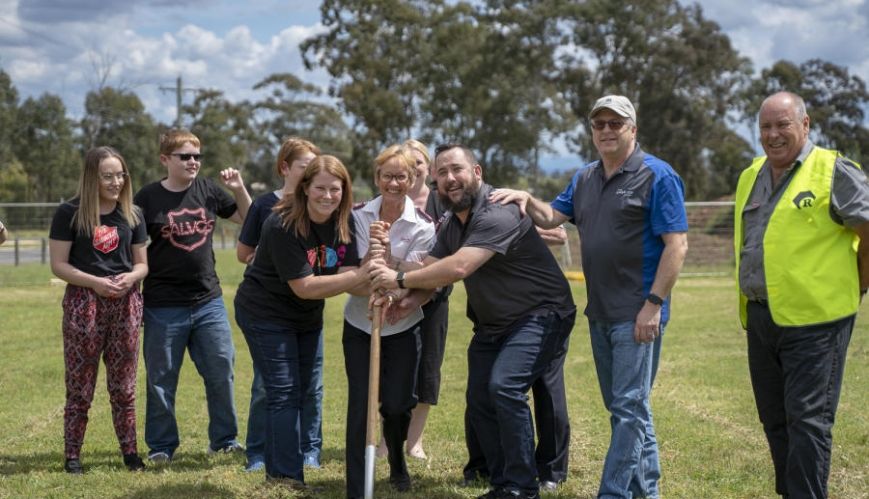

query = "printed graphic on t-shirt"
[92,225,119,254]
[306,244,347,272]
[160,207,215,252]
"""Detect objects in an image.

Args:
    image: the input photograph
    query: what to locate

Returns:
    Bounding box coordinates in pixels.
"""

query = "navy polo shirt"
[552,145,687,323]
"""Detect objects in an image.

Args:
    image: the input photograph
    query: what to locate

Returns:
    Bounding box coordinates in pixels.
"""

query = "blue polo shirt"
[552,145,687,323]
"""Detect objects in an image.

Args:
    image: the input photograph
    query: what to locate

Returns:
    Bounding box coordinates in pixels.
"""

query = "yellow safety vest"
[734,146,860,327]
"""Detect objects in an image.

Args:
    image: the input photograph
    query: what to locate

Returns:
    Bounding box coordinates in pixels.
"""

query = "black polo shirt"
[430,183,575,336]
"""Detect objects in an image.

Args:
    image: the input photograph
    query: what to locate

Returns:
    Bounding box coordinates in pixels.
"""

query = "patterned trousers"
[62,284,143,459]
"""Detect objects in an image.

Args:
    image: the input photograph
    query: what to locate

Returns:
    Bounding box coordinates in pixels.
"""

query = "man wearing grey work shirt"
[734,91,869,499]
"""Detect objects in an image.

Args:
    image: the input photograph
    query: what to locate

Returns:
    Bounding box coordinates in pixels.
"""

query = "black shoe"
[390,473,412,492]
[480,489,541,499]
[64,458,83,474]
[123,453,146,472]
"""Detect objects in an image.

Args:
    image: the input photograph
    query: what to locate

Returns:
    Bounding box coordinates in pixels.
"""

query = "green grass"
[0,252,867,498]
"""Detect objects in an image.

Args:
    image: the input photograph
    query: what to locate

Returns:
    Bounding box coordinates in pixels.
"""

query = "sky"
[1,0,867,168]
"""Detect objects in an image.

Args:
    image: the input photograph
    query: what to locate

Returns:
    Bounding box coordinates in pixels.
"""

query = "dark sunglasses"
[590,119,627,131]
[171,153,202,161]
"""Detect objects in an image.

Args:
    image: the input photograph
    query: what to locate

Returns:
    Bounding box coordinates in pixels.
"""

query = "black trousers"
[416,295,449,404]
[746,301,853,499]
[463,315,571,483]
[343,321,421,498]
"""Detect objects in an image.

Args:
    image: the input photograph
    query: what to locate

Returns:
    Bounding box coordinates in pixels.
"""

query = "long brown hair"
[73,146,140,236]
[273,155,354,244]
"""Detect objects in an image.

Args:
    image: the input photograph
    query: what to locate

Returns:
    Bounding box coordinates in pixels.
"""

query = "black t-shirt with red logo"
[49,200,148,277]
[134,177,237,307]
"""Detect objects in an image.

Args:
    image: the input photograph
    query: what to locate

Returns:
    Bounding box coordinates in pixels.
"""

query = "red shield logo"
[93,225,119,254]
[161,207,214,252]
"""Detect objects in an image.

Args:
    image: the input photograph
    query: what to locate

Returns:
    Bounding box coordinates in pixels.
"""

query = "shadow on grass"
[0,449,246,475]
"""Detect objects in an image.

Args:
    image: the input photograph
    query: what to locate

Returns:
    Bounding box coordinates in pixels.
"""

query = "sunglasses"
[590,119,627,131]
[171,153,202,161]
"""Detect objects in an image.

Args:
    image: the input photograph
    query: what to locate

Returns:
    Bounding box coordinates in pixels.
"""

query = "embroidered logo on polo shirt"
[160,207,215,252]
[615,188,634,197]
[92,225,119,254]
[792,191,815,209]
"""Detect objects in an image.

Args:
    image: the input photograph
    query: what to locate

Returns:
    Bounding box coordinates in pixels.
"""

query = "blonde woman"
[49,146,148,473]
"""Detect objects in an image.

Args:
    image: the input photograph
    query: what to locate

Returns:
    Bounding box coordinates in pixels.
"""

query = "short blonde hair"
[373,145,417,185]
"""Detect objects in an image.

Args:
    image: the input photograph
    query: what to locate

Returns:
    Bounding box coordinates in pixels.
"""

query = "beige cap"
[589,95,636,122]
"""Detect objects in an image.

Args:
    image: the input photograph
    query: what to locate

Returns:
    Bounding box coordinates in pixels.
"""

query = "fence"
[0,202,736,275]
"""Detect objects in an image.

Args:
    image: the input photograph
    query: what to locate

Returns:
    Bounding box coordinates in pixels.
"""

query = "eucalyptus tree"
[80,87,160,189]
[558,0,754,198]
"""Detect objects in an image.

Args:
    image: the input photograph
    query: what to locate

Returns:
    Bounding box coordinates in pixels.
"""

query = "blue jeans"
[467,309,575,495]
[143,297,239,456]
[246,333,324,464]
[235,303,321,482]
[588,319,664,499]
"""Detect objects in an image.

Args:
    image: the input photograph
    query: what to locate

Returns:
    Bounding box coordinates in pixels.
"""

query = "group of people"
[46,89,867,499]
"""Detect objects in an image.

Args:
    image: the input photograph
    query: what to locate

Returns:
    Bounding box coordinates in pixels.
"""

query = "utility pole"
[159,76,204,128]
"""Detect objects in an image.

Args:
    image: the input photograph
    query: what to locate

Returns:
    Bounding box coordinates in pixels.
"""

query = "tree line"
[1,0,867,213]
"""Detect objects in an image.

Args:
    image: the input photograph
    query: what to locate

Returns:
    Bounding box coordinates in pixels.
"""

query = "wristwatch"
[396,271,406,289]
[647,293,664,306]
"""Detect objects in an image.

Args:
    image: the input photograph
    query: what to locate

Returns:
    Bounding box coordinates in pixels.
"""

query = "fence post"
[14,237,19,266]
[42,237,47,264]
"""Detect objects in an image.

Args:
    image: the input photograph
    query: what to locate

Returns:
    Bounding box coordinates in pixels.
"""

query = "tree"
[302,0,574,186]
[558,0,755,198]
[745,59,869,160]
[183,90,257,181]
[302,0,432,178]
[421,0,575,185]
[12,94,79,202]
[80,87,161,189]
[0,69,18,169]
[249,73,352,188]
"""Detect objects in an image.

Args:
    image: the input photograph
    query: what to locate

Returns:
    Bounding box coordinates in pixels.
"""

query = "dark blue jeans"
[463,325,571,483]
[746,301,853,499]
[245,334,324,465]
[466,309,575,494]
[235,303,321,483]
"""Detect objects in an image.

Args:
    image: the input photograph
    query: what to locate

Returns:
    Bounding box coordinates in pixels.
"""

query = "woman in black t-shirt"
[48,147,148,474]
[234,155,367,491]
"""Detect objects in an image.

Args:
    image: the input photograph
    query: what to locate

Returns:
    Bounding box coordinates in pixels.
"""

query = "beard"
[437,175,479,213]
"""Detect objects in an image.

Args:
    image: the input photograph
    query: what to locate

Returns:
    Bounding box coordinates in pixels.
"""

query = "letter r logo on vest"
[793,191,815,209]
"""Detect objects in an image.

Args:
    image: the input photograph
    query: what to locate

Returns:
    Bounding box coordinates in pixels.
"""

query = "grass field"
[0,250,866,498]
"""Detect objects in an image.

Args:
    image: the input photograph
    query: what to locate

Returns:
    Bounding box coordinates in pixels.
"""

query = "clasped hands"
[366,221,405,323]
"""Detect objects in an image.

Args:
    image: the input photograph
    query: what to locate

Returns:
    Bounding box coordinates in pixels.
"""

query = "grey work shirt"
[429,183,576,337]
[739,141,869,301]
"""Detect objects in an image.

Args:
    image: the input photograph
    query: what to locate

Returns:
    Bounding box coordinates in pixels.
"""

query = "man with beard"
[369,143,576,499]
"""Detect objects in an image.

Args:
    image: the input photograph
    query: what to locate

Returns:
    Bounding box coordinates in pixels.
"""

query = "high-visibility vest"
[734,146,860,327]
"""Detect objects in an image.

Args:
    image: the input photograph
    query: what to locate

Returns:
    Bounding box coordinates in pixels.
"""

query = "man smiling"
[490,95,688,499]
[734,91,869,498]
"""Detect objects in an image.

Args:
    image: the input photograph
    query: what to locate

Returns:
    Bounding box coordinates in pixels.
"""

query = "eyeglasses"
[590,119,627,131]
[379,172,409,183]
[171,153,202,161]
[100,172,128,183]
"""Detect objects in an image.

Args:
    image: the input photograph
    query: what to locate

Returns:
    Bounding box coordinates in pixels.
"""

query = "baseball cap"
[589,95,636,122]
